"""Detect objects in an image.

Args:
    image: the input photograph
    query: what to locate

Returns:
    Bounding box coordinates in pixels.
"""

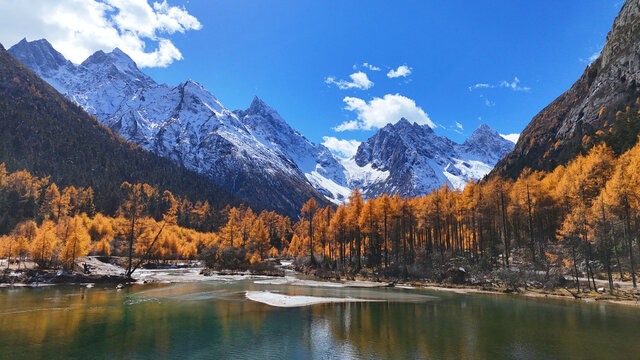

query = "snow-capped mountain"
[234,97,351,202]
[351,119,515,198]
[9,38,325,217]
[8,38,514,212]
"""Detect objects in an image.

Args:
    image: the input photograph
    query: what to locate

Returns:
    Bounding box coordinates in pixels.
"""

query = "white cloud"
[321,136,361,158]
[334,93,434,131]
[499,77,530,91]
[325,71,374,90]
[387,65,412,78]
[580,50,601,64]
[0,0,201,68]
[500,133,520,143]
[469,77,531,92]
[468,83,494,91]
[455,122,464,130]
[362,62,381,71]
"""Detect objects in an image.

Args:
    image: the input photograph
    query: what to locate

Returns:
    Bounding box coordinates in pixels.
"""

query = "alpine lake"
[1,272,639,360]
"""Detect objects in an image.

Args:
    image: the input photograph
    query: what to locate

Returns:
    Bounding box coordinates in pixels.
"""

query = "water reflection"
[0,281,639,359]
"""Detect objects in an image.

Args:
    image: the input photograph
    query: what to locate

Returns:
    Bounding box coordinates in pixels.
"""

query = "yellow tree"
[30,220,59,268]
[588,193,616,293]
[346,189,364,268]
[250,218,270,260]
[62,186,79,216]
[179,228,199,259]
[330,205,348,268]
[287,234,304,257]
[378,194,393,267]
[161,190,178,225]
[88,213,114,256]
[119,182,155,276]
[12,220,37,268]
[601,139,640,287]
[134,218,165,260]
[359,198,379,267]
[239,208,256,248]
[220,207,241,248]
[301,198,318,263]
[39,183,61,220]
[314,206,332,260]
[0,235,15,269]
[557,201,589,290]
[59,216,91,269]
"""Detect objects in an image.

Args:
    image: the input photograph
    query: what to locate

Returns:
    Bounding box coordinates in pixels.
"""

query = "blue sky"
[0,0,625,154]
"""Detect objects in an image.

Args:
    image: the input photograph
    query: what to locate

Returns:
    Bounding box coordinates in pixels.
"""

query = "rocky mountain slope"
[352,119,514,198]
[492,0,640,178]
[0,42,237,216]
[9,38,326,217]
[8,38,514,209]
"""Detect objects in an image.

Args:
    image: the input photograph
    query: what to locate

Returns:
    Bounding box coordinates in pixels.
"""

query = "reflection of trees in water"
[307,298,640,359]
[213,299,267,338]
[311,300,547,358]
[310,302,473,358]
[2,287,640,359]
[0,286,188,357]
[0,285,272,358]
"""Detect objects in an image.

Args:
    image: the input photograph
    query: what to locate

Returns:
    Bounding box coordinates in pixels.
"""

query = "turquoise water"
[0,279,639,359]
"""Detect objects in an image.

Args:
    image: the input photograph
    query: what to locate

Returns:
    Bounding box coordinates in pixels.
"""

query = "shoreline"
[2,257,639,308]
[388,281,640,307]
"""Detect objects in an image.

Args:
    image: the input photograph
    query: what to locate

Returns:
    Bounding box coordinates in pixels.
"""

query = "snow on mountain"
[9,38,325,217]
[8,38,514,210]
[351,119,515,198]
[234,96,351,203]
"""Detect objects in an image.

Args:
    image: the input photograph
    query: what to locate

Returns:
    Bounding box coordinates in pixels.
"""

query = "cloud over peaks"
[0,0,201,68]
[321,136,361,158]
[334,93,434,131]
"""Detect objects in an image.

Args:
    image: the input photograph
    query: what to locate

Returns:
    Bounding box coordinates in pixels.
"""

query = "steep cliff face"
[493,0,640,178]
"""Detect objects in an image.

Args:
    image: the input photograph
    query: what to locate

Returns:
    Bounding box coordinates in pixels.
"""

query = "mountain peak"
[396,117,412,127]
[469,124,498,137]
[8,38,69,70]
[251,95,266,106]
[464,124,505,144]
[184,78,203,87]
[247,96,276,116]
[81,47,137,71]
[460,123,515,165]
[111,47,126,56]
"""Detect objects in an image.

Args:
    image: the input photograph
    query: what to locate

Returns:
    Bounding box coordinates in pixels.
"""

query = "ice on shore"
[245,291,378,307]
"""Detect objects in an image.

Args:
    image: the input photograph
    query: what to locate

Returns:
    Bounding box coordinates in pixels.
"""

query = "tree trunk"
[572,244,580,292]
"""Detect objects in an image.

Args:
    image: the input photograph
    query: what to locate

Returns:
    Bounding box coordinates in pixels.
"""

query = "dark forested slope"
[0,43,238,215]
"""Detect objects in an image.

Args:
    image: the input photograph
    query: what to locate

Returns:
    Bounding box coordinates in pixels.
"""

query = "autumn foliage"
[0,164,289,271]
[2,136,640,288]
[286,139,640,291]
